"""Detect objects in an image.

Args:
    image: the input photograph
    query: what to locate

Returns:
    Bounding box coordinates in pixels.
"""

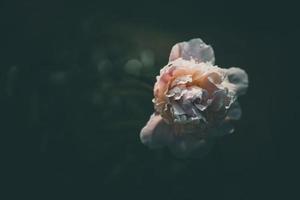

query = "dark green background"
[1,0,298,199]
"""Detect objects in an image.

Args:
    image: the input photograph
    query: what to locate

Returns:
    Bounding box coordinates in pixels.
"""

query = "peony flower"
[140,38,248,158]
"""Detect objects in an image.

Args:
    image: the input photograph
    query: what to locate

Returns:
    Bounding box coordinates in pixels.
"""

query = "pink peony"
[140,38,248,157]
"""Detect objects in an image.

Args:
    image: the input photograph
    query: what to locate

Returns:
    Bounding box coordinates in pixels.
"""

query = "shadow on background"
[0,0,299,199]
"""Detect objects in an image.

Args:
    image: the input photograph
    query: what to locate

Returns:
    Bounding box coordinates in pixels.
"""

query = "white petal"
[140,114,174,149]
[169,38,215,64]
[224,67,249,96]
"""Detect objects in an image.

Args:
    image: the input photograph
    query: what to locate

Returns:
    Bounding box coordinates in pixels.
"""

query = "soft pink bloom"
[140,39,248,157]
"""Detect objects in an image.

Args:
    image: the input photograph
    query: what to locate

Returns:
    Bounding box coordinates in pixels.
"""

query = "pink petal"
[140,114,174,149]
[169,38,215,64]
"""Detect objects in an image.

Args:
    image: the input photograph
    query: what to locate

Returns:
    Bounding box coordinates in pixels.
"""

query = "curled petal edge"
[169,38,215,64]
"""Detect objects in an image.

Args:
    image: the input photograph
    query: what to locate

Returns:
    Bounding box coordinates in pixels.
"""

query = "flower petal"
[209,89,227,111]
[169,137,215,158]
[226,101,242,120]
[169,38,215,64]
[224,67,249,96]
[140,114,174,148]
